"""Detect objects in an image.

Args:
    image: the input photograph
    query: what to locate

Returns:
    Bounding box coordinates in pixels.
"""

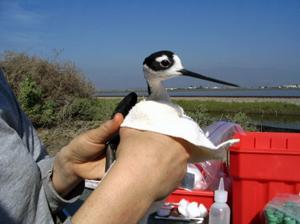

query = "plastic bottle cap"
[214,177,228,203]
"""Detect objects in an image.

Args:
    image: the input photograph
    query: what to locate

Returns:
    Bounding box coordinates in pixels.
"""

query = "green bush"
[91,99,120,121]
[0,51,95,127]
[185,107,214,127]
[224,112,257,131]
[17,75,57,126]
[39,100,57,126]
[18,75,43,109]
[1,51,95,101]
[58,98,119,123]
[60,98,96,121]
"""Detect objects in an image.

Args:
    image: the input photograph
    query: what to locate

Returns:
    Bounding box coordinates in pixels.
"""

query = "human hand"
[53,113,124,196]
[71,126,190,224]
[71,128,190,224]
[53,92,137,196]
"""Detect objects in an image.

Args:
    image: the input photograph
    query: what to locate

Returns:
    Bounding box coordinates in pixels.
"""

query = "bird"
[121,50,240,162]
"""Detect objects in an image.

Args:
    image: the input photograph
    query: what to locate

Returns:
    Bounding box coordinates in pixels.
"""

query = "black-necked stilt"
[121,50,239,161]
[143,50,238,102]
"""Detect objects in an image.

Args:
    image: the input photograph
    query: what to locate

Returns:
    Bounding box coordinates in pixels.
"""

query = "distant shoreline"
[96,88,300,99]
[96,96,300,105]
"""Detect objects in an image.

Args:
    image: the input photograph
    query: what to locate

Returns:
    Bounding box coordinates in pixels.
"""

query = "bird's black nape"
[143,50,175,71]
[147,81,152,96]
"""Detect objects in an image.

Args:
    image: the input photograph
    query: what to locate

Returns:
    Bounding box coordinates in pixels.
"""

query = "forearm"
[71,159,155,224]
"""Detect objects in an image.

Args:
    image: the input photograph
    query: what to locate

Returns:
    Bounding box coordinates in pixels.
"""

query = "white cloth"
[121,100,239,161]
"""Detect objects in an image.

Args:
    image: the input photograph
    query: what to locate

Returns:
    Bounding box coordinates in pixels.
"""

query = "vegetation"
[59,98,119,122]
[37,97,300,155]
[174,100,300,117]
[2,51,299,155]
[1,51,95,127]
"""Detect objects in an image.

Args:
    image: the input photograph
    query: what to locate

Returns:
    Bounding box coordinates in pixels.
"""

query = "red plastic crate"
[230,132,300,224]
[165,189,214,209]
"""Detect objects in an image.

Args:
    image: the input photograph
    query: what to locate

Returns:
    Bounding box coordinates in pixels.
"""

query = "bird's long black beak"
[179,69,239,87]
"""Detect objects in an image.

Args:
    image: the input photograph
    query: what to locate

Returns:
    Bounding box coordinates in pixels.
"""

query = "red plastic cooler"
[230,132,300,224]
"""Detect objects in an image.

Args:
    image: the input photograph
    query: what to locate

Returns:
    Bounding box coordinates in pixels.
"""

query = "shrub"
[91,99,120,121]
[1,51,95,102]
[18,74,43,109]
[59,98,97,121]
[185,107,214,127]
[58,98,119,123]
[17,74,57,126]
[224,112,257,131]
[0,51,95,127]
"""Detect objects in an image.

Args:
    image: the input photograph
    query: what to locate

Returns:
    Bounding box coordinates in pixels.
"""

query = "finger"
[87,113,124,144]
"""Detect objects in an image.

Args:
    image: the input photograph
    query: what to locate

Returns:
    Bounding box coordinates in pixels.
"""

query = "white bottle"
[208,177,230,224]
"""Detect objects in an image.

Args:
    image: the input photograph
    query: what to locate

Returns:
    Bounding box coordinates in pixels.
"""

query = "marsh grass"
[40,98,300,155]
[174,100,300,117]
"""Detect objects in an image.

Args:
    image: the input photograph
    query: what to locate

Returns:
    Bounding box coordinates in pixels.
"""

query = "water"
[96,88,300,97]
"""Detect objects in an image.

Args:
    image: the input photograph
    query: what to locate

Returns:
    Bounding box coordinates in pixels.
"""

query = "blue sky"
[0,0,300,90]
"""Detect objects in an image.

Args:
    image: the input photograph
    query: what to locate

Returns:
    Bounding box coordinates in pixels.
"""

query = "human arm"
[70,127,190,224]
[52,112,189,223]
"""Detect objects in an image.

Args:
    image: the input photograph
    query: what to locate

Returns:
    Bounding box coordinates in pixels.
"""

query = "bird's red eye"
[161,60,170,67]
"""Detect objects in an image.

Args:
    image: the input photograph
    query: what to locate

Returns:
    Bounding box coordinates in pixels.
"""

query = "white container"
[208,177,230,224]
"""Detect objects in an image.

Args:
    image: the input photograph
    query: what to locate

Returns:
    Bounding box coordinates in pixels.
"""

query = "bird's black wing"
[105,92,138,171]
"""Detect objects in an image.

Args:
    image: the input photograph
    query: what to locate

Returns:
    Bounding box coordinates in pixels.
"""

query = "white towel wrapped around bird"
[121,100,239,162]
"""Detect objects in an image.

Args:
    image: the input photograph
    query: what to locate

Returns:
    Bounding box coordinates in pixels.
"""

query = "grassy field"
[174,99,300,124]
[39,98,300,156]
[175,100,300,115]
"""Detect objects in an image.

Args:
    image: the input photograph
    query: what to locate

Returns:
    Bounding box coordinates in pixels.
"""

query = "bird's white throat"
[146,77,171,102]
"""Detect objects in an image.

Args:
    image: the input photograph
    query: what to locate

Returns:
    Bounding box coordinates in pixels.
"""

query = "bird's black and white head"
[143,50,238,87]
[143,50,184,81]
[143,50,238,101]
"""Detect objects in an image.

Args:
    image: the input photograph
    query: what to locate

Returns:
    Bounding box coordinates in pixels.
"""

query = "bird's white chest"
[125,100,184,120]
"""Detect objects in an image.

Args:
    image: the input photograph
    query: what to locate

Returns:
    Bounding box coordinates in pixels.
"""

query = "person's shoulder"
[0,69,22,129]
[0,69,16,99]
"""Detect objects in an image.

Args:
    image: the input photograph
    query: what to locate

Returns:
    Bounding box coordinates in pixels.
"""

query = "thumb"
[86,113,124,144]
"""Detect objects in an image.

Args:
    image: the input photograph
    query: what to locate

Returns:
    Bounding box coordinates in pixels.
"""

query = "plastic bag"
[181,163,206,190]
[263,194,300,223]
[184,121,244,191]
